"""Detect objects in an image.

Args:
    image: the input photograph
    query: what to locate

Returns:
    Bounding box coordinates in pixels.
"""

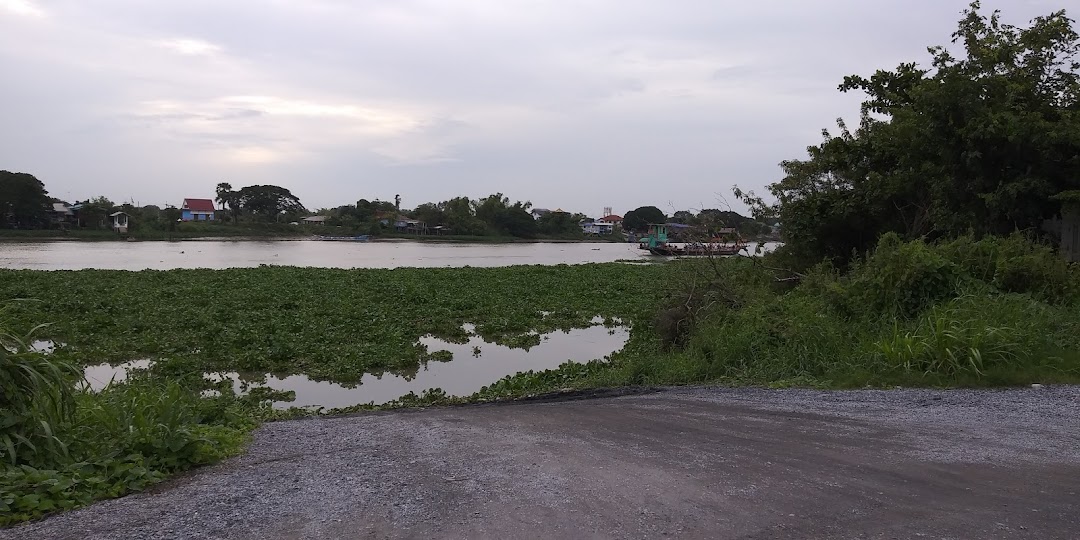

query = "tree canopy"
[472,193,537,238]
[622,206,666,232]
[78,196,116,229]
[235,185,305,219]
[0,171,50,228]
[757,1,1080,267]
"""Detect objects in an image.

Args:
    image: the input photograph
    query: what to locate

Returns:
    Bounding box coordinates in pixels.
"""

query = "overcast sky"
[0,0,1068,216]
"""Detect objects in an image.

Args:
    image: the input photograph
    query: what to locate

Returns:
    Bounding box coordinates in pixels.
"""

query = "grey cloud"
[0,0,1066,213]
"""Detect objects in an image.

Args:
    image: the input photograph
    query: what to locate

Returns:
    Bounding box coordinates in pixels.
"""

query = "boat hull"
[645,244,743,257]
[313,235,370,242]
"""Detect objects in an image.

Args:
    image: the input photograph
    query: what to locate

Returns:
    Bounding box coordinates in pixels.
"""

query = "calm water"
[82,324,629,409]
[0,240,778,270]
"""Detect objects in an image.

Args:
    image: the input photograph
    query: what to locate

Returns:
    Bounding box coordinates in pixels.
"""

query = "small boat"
[313,234,370,242]
[638,224,745,257]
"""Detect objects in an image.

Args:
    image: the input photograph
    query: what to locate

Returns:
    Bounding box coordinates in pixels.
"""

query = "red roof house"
[181,198,217,221]
[599,214,623,223]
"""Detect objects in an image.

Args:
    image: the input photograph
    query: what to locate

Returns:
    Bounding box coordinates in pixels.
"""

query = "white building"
[582,221,614,235]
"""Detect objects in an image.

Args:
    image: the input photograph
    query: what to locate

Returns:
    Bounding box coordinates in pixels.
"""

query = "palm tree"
[215,182,233,211]
[215,182,238,223]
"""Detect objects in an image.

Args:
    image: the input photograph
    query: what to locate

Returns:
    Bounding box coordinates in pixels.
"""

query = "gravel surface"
[3,386,1078,539]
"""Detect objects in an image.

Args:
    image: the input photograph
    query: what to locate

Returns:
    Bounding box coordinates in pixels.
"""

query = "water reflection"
[82,359,152,390]
[82,324,628,409]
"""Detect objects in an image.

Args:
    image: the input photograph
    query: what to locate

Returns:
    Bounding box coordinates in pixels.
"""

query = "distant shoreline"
[0,234,631,244]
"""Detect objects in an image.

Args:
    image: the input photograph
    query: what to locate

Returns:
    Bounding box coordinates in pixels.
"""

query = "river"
[0,239,778,270]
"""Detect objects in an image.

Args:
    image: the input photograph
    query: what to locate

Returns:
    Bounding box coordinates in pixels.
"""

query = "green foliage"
[0,265,668,383]
[472,193,537,237]
[843,233,962,318]
[0,317,79,468]
[697,209,771,237]
[1,459,163,522]
[873,296,1022,378]
[0,370,253,525]
[935,233,1080,303]
[1,313,255,525]
[635,235,1080,388]
[762,2,1080,268]
[438,196,486,235]
[70,377,253,472]
[214,182,240,222]
[0,171,51,229]
[235,185,305,220]
[622,206,666,233]
[76,197,117,231]
[535,211,584,237]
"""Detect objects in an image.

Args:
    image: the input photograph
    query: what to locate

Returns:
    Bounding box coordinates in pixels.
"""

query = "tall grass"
[0,319,80,468]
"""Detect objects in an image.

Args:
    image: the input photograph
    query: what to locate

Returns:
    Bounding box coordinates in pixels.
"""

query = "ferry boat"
[638,224,745,257]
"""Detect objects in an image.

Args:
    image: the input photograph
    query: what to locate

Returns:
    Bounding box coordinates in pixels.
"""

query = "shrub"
[936,234,1079,304]
[845,233,961,318]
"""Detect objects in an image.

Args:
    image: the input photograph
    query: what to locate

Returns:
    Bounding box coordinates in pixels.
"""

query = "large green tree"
[622,206,666,232]
[235,185,305,220]
[0,171,50,228]
[536,211,583,236]
[412,203,445,227]
[473,193,537,237]
[440,197,486,235]
[762,1,1080,267]
[215,182,241,222]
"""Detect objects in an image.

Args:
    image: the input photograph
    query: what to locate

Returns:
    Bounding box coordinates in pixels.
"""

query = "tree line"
[2,171,773,239]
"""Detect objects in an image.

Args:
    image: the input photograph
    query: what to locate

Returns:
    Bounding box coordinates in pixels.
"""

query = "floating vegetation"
[0,265,667,383]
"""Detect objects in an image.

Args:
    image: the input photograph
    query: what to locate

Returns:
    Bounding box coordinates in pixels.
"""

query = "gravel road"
[3,386,1079,539]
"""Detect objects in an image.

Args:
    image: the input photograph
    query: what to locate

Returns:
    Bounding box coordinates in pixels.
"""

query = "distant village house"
[180,198,216,221]
[110,211,129,234]
[51,202,74,228]
[599,214,623,226]
[582,221,614,235]
[394,216,428,234]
